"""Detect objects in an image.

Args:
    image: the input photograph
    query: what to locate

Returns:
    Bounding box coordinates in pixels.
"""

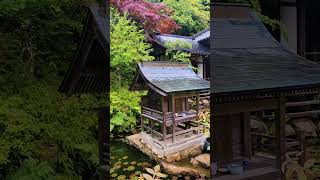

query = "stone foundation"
[126,133,204,163]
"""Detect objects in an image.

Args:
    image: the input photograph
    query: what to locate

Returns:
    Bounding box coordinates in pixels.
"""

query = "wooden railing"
[251,131,306,164]
[141,106,202,144]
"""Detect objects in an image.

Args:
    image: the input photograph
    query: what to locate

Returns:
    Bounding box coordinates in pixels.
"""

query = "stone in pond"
[172,176,178,180]
[117,175,126,180]
[194,153,210,168]
[111,173,117,178]
[110,168,115,174]
[184,175,191,180]
[129,173,136,179]
[190,158,199,167]
[142,162,151,168]
[113,165,121,170]
[137,162,143,166]
[122,156,128,160]
[127,166,135,171]
[135,171,141,176]
[130,161,137,165]
[123,162,128,165]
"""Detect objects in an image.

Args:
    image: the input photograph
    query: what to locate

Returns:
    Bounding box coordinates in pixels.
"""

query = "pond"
[110,139,157,179]
[110,138,209,180]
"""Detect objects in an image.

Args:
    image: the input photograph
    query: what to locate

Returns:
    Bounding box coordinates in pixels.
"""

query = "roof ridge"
[191,28,210,39]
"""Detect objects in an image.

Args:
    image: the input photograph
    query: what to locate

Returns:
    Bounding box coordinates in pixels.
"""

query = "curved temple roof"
[154,28,210,56]
[132,61,209,95]
[211,4,320,95]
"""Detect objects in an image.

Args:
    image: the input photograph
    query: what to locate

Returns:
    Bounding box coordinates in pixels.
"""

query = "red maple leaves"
[111,0,180,34]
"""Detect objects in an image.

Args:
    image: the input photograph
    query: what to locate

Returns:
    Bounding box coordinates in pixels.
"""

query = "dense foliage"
[110,7,154,86]
[0,0,105,179]
[111,0,180,34]
[162,0,209,35]
[110,7,152,133]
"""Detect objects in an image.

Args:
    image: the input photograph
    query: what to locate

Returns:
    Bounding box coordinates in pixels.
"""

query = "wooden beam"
[242,112,252,159]
[141,116,144,132]
[286,110,320,118]
[97,107,109,180]
[275,96,286,171]
[285,100,320,107]
[171,95,176,143]
[150,119,154,138]
[161,97,167,142]
[196,92,200,115]
[280,1,296,7]
[213,98,278,115]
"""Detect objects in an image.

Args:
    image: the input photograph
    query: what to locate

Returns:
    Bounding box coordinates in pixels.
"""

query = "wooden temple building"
[131,61,209,157]
[211,3,320,179]
[151,28,210,80]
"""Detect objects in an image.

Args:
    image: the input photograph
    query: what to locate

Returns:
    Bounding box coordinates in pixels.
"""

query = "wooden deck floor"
[214,156,280,180]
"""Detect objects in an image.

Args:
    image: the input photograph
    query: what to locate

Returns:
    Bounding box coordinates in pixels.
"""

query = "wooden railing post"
[141,116,144,132]
[163,113,166,142]
[171,95,176,143]
[297,129,306,165]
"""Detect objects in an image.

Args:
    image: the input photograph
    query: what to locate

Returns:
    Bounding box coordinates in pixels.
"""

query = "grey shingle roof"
[210,5,320,94]
[154,28,210,55]
[137,61,209,94]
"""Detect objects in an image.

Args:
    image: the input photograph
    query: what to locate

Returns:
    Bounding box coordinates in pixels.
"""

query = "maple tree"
[110,0,180,34]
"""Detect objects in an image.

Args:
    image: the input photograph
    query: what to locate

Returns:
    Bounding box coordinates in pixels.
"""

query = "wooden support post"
[161,97,167,142]
[297,129,306,165]
[196,93,200,135]
[275,95,286,171]
[242,112,252,159]
[151,119,154,138]
[141,115,144,132]
[196,92,200,115]
[171,95,176,143]
[97,107,109,180]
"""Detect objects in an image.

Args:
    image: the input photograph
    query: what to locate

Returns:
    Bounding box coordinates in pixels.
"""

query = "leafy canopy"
[162,0,209,35]
[110,7,154,86]
[111,0,180,34]
[164,40,192,64]
[110,7,151,134]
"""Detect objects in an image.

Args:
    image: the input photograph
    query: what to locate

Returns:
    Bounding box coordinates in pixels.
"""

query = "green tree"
[110,7,154,87]
[110,7,153,133]
[164,40,192,64]
[162,0,209,35]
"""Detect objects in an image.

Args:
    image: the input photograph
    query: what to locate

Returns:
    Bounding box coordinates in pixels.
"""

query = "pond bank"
[125,133,210,179]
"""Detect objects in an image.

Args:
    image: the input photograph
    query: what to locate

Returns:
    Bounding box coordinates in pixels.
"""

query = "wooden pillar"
[275,95,286,170]
[98,107,109,180]
[161,97,167,142]
[196,93,200,135]
[150,119,154,137]
[171,95,176,143]
[196,92,200,115]
[297,129,306,165]
[242,112,252,159]
[141,116,144,132]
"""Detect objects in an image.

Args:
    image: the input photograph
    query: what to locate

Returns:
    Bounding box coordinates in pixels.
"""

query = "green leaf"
[145,168,155,175]
[142,173,153,180]
[153,165,160,173]
[155,172,167,178]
